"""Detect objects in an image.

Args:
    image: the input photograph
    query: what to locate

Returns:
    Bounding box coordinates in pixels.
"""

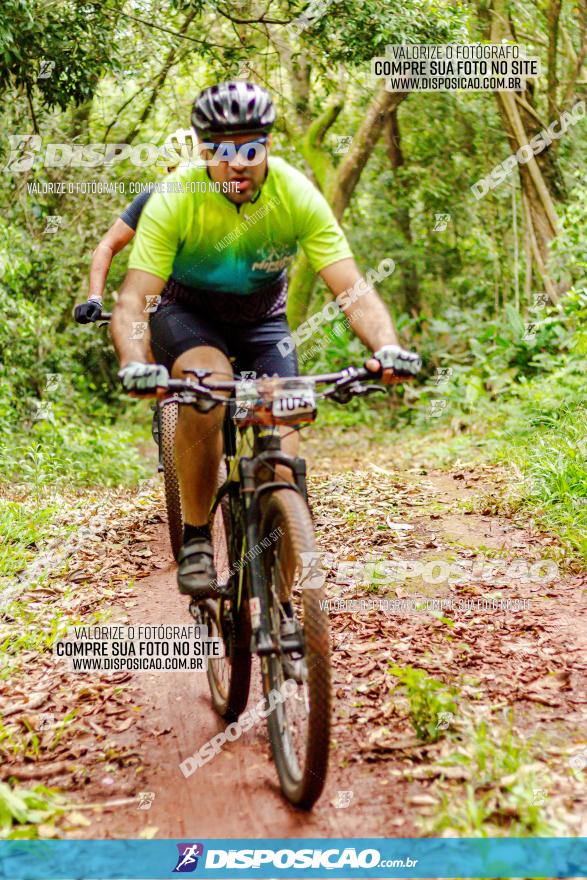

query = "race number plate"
[272,387,316,420]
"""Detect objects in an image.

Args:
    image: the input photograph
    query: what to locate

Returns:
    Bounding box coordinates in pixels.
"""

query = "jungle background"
[0,0,586,841]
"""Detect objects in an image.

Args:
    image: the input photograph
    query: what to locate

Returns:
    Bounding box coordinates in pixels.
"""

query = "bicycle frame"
[211,407,309,656]
[157,356,419,656]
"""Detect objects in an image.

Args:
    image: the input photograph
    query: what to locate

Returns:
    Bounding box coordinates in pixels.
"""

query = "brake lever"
[352,383,385,397]
[329,387,353,404]
[330,381,385,403]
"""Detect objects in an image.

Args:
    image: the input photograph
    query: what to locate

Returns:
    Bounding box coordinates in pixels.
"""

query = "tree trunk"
[287,253,316,329]
[491,0,561,302]
[384,107,420,314]
[287,86,408,325]
[69,99,92,138]
[561,1,587,109]
[329,86,407,219]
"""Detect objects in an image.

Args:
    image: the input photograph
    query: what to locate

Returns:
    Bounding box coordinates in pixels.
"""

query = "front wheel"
[259,488,331,809]
[160,401,183,560]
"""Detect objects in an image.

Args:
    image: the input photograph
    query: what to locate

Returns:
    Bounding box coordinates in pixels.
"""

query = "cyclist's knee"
[177,402,224,432]
[171,345,231,380]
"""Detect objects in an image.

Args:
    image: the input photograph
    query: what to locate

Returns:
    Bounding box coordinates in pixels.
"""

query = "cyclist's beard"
[224,163,267,204]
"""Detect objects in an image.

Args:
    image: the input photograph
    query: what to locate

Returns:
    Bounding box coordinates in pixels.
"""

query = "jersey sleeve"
[290,173,353,272]
[127,191,180,281]
[120,189,152,231]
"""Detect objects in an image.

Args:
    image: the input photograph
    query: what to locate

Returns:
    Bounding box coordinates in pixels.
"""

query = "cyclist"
[74,189,153,324]
[111,80,414,600]
[75,142,182,324]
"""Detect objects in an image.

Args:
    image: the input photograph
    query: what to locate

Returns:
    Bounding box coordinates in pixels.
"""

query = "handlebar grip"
[373,346,421,377]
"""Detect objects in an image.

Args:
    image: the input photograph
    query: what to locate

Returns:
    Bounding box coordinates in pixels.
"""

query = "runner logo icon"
[173,843,204,872]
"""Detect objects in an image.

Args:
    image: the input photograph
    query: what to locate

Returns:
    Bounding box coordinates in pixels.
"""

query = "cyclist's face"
[204,132,269,204]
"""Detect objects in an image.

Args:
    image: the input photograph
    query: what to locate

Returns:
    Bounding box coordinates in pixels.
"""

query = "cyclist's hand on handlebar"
[366,344,422,384]
[74,297,103,324]
[118,362,169,397]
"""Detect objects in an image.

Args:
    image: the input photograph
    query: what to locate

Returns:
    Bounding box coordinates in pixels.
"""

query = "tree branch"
[330,86,408,220]
[299,98,343,190]
[214,5,292,25]
[113,10,234,50]
[546,0,562,120]
[562,0,587,108]
[122,10,199,144]
[514,93,547,129]
[25,82,39,135]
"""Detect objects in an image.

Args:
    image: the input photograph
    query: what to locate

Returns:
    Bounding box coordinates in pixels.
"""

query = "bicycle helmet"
[192,81,275,136]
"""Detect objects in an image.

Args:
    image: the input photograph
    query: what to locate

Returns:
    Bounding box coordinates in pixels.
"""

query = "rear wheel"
[260,488,330,808]
[203,460,251,722]
[160,402,183,560]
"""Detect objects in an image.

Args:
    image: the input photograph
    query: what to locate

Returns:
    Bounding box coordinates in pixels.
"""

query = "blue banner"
[0,837,585,879]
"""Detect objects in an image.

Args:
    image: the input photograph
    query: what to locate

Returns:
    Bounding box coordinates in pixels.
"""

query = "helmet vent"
[192,81,275,135]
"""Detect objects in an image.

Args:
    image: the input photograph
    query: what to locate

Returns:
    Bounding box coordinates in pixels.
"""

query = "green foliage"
[495,384,587,558]
[1,418,149,489]
[432,720,552,836]
[389,664,457,741]
[0,499,61,577]
[550,174,587,290]
[0,782,65,839]
[0,216,150,492]
[0,1,119,109]
[308,0,469,66]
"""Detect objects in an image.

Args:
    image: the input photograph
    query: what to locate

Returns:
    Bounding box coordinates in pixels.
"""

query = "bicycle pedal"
[253,631,276,656]
[280,620,304,656]
[281,656,306,684]
[280,632,304,655]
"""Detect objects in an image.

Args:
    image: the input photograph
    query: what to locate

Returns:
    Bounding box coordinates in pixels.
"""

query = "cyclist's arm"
[111,269,165,366]
[290,167,399,352]
[320,257,399,350]
[88,219,135,301]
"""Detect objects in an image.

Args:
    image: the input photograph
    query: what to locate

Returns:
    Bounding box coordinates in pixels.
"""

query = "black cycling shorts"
[150,301,298,378]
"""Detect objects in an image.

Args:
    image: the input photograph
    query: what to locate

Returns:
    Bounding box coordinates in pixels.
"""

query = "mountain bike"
[163,359,419,808]
[78,309,419,806]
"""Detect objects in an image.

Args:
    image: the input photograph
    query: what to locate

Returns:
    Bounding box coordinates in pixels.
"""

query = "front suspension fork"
[239,453,307,656]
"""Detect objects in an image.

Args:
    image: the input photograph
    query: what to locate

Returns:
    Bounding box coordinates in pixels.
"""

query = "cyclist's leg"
[171,345,231,525]
[150,302,231,596]
[151,302,232,521]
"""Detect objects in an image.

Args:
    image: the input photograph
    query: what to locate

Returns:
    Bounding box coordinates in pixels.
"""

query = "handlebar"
[72,309,112,325]
[164,355,420,408]
[73,308,420,399]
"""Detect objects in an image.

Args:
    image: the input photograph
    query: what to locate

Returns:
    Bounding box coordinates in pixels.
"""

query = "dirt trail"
[84,525,343,839]
[3,428,586,838]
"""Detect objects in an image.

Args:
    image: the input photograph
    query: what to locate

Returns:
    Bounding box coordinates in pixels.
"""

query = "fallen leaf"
[408,794,438,806]
[138,826,159,839]
[37,824,61,839]
[64,811,92,827]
